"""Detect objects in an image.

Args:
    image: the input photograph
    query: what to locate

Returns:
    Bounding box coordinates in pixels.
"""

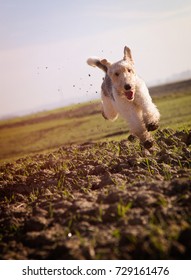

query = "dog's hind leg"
[101,91,118,121]
[131,125,154,149]
[127,110,154,149]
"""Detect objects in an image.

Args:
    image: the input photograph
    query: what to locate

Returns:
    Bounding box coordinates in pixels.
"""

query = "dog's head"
[101,46,136,101]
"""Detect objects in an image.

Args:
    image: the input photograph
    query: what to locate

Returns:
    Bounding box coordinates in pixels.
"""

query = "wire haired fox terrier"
[87,46,160,149]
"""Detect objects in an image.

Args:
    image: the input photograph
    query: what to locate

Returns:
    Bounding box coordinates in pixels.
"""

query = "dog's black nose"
[124,84,131,90]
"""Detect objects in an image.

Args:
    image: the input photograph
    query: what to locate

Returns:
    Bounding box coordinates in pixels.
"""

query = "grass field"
[0,80,191,162]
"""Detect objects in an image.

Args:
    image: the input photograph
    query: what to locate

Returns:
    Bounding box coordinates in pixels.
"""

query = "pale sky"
[0,0,191,118]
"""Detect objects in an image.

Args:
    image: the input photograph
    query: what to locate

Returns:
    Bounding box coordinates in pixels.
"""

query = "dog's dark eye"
[128,69,132,73]
[115,72,119,77]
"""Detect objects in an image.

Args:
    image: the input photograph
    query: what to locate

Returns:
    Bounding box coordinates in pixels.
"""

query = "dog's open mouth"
[124,90,134,100]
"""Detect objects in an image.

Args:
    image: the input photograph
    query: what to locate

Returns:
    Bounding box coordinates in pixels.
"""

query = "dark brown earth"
[0,128,191,260]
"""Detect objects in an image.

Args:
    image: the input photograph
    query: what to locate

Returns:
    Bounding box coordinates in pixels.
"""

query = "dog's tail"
[87,58,107,73]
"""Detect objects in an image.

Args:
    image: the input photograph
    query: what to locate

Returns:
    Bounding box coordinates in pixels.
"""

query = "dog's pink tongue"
[125,91,134,100]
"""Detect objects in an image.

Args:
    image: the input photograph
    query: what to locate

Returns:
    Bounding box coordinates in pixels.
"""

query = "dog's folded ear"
[123,46,134,63]
[100,59,112,68]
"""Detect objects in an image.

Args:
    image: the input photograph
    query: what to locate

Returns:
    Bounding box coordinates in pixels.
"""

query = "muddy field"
[0,128,191,260]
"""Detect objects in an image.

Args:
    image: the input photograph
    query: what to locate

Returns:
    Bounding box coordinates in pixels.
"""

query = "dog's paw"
[143,139,154,149]
[128,134,136,142]
[146,122,159,131]
[101,111,108,120]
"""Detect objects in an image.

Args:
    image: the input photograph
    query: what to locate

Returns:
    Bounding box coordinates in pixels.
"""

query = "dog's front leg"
[135,77,160,132]
[143,102,160,132]
[101,91,119,121]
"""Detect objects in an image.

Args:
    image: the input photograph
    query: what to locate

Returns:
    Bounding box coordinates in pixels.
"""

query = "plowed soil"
[0,129,191,259]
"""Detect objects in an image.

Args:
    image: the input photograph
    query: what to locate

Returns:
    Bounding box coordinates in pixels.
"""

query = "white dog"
[87,46,160,148]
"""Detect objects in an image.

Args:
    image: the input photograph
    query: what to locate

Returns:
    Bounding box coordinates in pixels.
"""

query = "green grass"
[0,90,190,163]
[156,94,191,129]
